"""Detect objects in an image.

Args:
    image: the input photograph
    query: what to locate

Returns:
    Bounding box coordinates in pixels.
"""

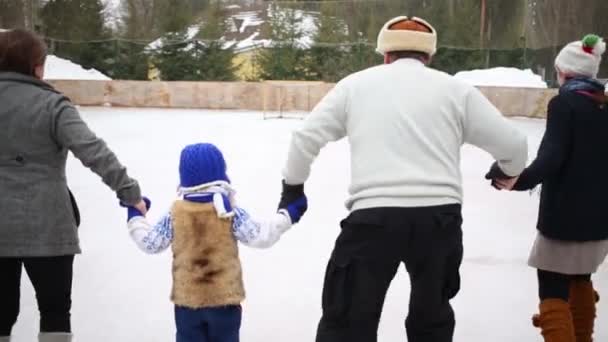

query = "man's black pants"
[316,205,463,342]
[0,255,74,335]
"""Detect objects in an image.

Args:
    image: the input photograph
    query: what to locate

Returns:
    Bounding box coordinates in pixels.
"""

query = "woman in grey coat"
[0,29,147,342]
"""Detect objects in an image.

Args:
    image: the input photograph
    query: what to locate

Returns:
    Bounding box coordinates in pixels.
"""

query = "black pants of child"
[537,269,591,300]
[316,205,463,342]
[0,256,74,336]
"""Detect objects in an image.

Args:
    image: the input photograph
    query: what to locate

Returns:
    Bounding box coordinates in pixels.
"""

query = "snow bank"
[454,67,547,88]
[44,55,111,80]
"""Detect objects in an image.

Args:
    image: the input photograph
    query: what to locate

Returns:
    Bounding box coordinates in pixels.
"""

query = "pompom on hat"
[555,34,606,78]
[376,16,437,56]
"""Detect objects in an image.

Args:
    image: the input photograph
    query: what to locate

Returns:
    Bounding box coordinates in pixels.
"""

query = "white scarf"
[177,181,236,218]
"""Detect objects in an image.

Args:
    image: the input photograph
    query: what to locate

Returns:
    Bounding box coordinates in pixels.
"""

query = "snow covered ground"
[10,108,607,341]
[44,55,111,81]
[454,67,548,88]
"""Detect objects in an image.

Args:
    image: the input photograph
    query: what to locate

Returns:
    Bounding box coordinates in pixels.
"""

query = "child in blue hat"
[124,143,307,342]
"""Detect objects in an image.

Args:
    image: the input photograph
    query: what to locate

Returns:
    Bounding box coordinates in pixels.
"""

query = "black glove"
[485,162,514,190]
[278,180,305,211]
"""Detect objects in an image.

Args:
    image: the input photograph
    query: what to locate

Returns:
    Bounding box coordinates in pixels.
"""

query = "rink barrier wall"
[47,80,558,118]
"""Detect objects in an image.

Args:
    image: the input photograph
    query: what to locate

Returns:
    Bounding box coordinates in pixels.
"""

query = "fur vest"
[170,200,245,308]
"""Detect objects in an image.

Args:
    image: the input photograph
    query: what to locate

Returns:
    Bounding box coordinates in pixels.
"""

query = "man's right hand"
[485,162,518,190]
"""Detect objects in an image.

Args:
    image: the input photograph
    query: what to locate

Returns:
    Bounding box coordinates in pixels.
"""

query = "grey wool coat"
[0,72,141,257]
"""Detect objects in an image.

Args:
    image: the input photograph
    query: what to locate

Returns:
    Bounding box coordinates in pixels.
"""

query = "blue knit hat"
[179,143,229,188]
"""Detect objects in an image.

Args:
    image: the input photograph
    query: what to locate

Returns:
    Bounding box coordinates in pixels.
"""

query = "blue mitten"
[283,195,308,224]
[121,197,151,221]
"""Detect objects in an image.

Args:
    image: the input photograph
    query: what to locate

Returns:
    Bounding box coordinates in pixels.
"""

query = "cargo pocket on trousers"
[438,212,463,301]
[444,244,463,300]
[322,255,352,322]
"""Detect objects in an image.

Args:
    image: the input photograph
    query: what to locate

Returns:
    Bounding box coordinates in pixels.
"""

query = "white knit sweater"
[282,58,528,210]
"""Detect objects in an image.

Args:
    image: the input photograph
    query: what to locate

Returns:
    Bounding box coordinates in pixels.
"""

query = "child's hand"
[282,195,308,224]
[278,180,305,209]
[121,197,151,221]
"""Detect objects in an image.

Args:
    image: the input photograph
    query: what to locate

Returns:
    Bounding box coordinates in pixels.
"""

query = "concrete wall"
[48,80,557,118]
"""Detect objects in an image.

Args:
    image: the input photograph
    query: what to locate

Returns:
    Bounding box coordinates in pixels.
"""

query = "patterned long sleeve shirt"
[128,207,293,254]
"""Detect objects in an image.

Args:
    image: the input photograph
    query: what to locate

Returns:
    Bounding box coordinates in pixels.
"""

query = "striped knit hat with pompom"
[555,34,606,78]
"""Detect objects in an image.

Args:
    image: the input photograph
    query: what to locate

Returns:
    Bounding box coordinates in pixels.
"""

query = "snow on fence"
[47,80,558,118]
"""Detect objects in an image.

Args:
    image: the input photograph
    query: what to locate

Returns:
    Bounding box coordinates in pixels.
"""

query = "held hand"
[494,176,519,191]
[278,180,305,210]
[134,199,149,216]
[121,197,151,221]
[283,196,308,224]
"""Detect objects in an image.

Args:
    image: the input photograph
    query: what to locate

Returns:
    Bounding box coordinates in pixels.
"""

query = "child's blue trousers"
[175,305,241,342]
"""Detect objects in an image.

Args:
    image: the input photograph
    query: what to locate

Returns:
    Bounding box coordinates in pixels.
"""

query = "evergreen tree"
[152,31,201,80]
[306,1,349,82]
[196,0,238,81]
[0,0,26,29]
[155,0,193,34]
[40,0,114,74]
[256,2,307,80]
[152,0,237,81]
[105,40,149,80]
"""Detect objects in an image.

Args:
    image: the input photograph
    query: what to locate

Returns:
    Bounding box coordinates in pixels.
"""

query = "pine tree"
[151,0,237,81]
[256,2,307,80]
[152,31,201,81]
[196,0,238,81]
[306,1,350,82]
[40,0,114,74]
[155,0,193,34]
[0,0,26,29]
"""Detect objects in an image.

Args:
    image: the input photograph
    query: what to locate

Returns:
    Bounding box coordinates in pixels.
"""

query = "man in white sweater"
[277,16,528,342]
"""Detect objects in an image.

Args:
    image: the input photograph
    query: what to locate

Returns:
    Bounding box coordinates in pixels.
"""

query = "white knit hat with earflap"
[555,34,606,78]
[376,16,437,56]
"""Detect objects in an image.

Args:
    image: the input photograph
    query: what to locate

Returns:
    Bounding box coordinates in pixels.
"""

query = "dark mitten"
[485,161,512,180]
[278,180,305,210]
[121,197,151,221]
[283,196,308,224]
[485,162,514,189]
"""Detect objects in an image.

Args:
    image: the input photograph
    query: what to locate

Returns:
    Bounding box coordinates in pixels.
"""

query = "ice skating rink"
[11,107,608,341]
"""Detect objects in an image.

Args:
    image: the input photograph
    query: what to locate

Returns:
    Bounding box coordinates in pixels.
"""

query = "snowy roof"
[231,11,265,33]
[454,67,547,88]
[44,55,111,80]
[146,25,201,51]
[145,3,320,54]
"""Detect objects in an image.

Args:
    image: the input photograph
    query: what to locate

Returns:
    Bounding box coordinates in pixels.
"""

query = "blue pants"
[175,305,241,342]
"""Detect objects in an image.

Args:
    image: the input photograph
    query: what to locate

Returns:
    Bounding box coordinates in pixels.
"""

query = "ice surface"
[44,55,111,81]
[454,67,548,88]
[10,108,607,341]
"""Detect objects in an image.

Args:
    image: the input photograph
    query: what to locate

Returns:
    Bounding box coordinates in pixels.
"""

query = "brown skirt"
[528,233,608,275]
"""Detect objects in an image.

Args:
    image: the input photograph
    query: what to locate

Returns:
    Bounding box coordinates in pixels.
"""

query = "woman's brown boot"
[569,280,598,342]
[533,299,575,342]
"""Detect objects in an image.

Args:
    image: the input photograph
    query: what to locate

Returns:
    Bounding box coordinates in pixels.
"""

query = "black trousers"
[0,255,74,335]
[316,205,463,342]
[537,269,592,301]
